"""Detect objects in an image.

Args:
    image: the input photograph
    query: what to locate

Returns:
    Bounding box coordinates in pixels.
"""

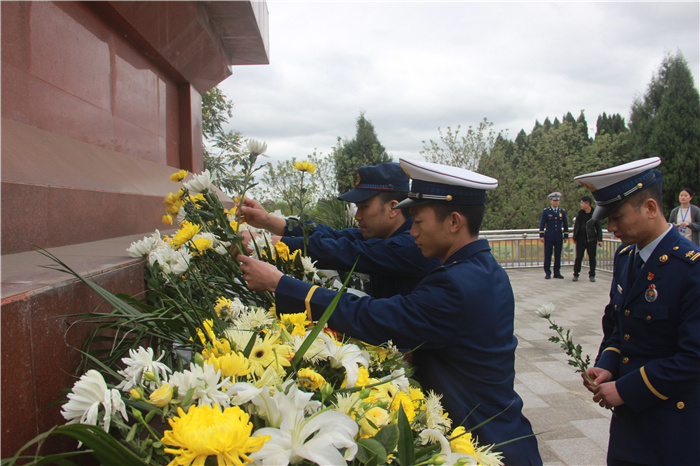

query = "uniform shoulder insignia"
[618,245,634,255]
[670,242,700,265]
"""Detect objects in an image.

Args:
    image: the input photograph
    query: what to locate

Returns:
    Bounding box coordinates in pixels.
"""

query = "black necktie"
[631,253,644,281]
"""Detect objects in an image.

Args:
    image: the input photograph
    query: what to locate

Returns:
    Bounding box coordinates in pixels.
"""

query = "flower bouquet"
[5,141,503,466]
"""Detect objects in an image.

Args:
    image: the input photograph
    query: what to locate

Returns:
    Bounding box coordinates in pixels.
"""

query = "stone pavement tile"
[543,392,607,421]
[545,437,607,466]
[515,382,549,409]
[536,437,567,465]
[523,406,584,441]
[516,371,568,395]
[515,327,552,341]
[571,418,611,451]
[533,361,582,382]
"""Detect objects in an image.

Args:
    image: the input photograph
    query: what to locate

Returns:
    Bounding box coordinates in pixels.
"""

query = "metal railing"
[480,229,621,273]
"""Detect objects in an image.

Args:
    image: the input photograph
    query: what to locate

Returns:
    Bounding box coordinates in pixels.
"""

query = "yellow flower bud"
[149,383,173,408]
[162,214,174,225]
[130,388,144,401]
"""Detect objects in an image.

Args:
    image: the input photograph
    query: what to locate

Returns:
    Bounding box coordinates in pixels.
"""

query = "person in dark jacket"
[572,195,603,282]
[576,157,700,466]
[238,163,440,298]
[238,159,543,465]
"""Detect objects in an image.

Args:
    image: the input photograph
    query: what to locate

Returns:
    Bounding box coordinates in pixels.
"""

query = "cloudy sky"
[219,1,700,165]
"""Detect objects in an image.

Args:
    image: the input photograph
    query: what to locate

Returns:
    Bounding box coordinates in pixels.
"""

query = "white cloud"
[221,1,700,163]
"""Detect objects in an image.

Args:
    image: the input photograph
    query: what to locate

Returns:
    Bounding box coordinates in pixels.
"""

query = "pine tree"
[333,113,391,194]
[629,51,700,211]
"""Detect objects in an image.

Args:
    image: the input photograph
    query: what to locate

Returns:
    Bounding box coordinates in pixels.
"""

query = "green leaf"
[373,424,399,454]
[355,438,387,465]
[395,405,414,466]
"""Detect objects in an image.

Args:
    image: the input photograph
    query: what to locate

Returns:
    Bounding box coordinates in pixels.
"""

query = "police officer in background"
[239,159,543,465]
[539,192,569,279]
[238,162,440,298]
[576,157,700,466]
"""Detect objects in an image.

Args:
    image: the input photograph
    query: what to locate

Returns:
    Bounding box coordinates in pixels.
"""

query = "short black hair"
[580,195,593,204]
[378,191,410,219]
[627,183,663,211]
[431,203,485,237]
[680,187,694,197]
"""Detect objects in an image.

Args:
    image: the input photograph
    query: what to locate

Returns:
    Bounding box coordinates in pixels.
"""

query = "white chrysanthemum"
[234,306,275,330]
[424,390,452,433]
[247,230,274,260]
[288,332,330,363]
[115,347,172,391]
[182,169,212,193]
[61,370,128,433]
[246,139,268,156]
[126,230,164,257]
[176,205,188,225]
[168,363,230,409]
[535,302,555,319]
[223,326,256,351]
[148,245,191,276]
[333,391,361,416]
[419,429,477,465]
[300,255,320,282]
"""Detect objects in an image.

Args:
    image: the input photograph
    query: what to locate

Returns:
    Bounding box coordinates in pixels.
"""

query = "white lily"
[226,382,263,405]
[115,347,171,391]
[319,333,370,388]
[183,169,212,193]
[62,370,127,433]
[250,381,358,465]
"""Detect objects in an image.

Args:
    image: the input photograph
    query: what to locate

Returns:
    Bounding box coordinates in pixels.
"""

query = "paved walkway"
[508,266,612,465]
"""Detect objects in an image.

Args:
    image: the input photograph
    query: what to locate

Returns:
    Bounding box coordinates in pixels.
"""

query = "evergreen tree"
[629,51,700,211]
[576,110,590,141]
[333,113,391,194]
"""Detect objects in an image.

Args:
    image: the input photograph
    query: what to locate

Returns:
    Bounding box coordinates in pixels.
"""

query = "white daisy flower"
[535,302,555,319]
[234,306,275,331]
[115,347,171,391]
[61,370,127,433]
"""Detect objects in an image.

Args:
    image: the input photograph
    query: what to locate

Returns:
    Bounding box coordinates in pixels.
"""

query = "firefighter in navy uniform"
[539,192,569,279]
[576,157,700,466]
[238,159,543,465]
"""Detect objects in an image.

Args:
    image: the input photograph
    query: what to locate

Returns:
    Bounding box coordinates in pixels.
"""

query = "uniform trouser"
[544,239,562,276]
[573,240,597,277]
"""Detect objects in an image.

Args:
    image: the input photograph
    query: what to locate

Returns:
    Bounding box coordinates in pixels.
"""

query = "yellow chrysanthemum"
[162,404,268,466]
[170,170,188,183]
[280,312,310,337]
[207,352,252,379]
[191,237,213,255]
[274,241,290,262]
[172,221,201,248]
[248,333,292,377]
[449,426,476,457]
[409,387,425,410]
[164,190,186,215]
[230,220,240,233]
[343,366,371,390]
[297,367,326,391]
[391,391,416,423]
[292,161,317,174]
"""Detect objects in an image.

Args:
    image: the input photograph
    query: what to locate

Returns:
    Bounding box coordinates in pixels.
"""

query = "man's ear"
[645,198,660,219]
[449,211,466,233]
[387,200,401,218]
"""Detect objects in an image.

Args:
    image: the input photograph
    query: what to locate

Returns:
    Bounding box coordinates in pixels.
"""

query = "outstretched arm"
[238,198,287,235]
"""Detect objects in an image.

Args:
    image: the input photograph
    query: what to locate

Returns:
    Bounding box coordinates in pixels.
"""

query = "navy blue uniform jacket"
[280,218,440,298]
[596,227,700,464]
[276,239,542,465]
[538,207,568,241]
